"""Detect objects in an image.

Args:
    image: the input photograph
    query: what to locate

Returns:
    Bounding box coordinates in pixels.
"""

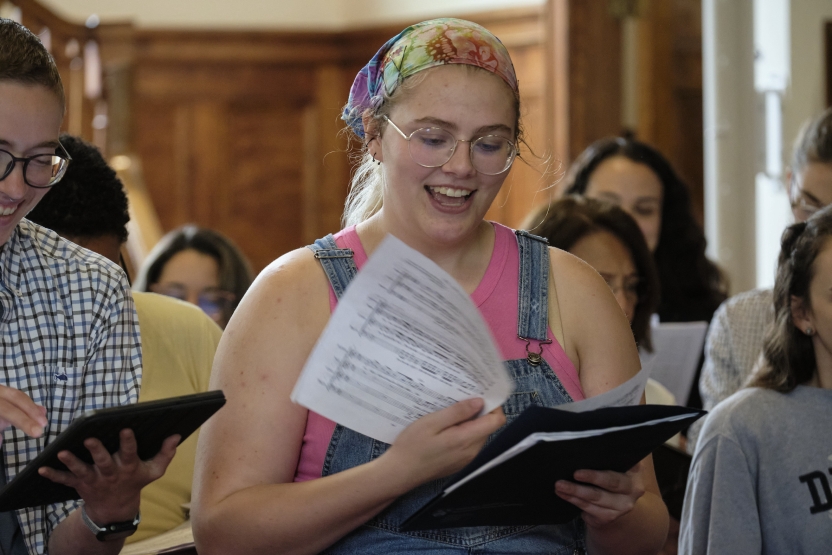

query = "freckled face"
[0,82,64,246]
[376,65,516,246]
[584,156,664,252]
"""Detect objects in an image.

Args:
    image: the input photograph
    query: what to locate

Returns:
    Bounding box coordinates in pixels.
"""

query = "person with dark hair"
[563,138,727,413]
[563,137,728,325]
[27,133,130,260]
[133,226,253,329]
[526,196,691,555]
[26,134,223,543]
[679,206,832,554]
[192,18,668,555]
[523,196,660,353]
[690,108,832,452]
[0,19,176,555]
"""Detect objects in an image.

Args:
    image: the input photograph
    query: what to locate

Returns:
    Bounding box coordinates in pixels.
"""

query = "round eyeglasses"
[383,116,517,176]
[0,142,72,188]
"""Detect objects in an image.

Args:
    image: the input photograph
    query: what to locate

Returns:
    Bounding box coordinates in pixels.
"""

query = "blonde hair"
[341,66,522,228]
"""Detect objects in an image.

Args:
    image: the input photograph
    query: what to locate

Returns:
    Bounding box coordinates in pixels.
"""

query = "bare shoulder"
[548,246,619,312]
[198,246,333,489]
[211,245,331,391]
[547,246,641,398]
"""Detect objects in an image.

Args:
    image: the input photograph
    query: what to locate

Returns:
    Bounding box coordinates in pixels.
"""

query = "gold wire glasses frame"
[0,141,72,189]
[383,116,517,176]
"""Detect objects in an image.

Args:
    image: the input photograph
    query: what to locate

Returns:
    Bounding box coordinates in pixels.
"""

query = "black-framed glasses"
[384,116,517,176]
[0,142,72,188]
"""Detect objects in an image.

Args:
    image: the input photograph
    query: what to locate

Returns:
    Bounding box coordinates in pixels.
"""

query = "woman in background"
[563,137,727,325]
[524,195,659,353]
[192,18,668,555]
[134,225,253,328]
[680,206,832,554]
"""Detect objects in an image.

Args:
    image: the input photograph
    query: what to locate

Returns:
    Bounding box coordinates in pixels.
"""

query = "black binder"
[401,403,704,530]
[0,390,226,512]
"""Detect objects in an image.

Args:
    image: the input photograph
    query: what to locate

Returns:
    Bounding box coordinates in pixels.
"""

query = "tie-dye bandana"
[343,18,518,139]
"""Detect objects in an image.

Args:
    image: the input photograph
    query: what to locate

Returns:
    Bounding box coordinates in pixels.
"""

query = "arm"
[43,431,179,555]
[191,249,505,555]
[548,249,669,555]
[678,433,761,555]
[41,278,177,554]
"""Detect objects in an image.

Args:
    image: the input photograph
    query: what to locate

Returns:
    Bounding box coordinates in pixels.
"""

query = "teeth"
[430,186,471,198]
[0,206,16,216]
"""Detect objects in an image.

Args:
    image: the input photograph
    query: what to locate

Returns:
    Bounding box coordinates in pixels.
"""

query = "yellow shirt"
[126,292,222,543]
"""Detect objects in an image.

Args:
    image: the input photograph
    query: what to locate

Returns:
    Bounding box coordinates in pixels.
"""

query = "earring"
[372,153,381,166]
[805,326,815,336]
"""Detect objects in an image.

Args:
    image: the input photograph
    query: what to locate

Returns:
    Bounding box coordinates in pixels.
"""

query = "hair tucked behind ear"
[753,207,832,391]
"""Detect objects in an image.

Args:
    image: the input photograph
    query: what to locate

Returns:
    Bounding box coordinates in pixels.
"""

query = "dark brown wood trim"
[826,21,832,108]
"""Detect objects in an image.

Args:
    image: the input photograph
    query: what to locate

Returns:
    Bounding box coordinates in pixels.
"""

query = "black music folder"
[0,390,226,512]
[401,403,704,530]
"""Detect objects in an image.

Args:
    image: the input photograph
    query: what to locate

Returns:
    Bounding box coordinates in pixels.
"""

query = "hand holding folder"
[401,403,704,530]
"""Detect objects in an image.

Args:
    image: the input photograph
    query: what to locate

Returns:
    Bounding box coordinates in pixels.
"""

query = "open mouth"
[0,204,18,217]
[426,186,475,207]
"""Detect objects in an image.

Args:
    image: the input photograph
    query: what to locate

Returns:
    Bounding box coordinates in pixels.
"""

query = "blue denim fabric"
[307,231,587,554]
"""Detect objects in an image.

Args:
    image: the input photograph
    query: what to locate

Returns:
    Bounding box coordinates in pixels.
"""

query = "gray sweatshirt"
[680,385,832,554]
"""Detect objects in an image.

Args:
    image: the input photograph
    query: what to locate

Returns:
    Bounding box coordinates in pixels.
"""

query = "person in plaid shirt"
[0,19,178,555]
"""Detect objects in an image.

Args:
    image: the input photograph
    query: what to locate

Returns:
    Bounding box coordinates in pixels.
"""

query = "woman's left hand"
[554,460,646,528]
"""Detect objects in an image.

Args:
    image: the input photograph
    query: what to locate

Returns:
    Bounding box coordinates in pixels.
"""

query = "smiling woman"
[191,18,669,555]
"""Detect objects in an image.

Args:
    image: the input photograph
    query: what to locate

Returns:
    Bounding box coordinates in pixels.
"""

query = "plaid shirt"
[687,288,773,453]
[0,220,141,554]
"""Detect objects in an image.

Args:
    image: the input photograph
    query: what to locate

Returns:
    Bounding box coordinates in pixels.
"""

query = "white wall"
[36,0,543,29]
[704,0,832,292]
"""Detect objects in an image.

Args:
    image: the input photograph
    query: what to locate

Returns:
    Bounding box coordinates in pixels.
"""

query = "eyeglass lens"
[0,149,70,188]
[150,283,235,320]
[408,128,515,175]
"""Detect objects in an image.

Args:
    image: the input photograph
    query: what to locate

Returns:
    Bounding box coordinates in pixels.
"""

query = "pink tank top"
[293,223,584,482]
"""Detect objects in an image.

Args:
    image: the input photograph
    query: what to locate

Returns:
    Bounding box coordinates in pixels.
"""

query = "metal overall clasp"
[518,335,552,366]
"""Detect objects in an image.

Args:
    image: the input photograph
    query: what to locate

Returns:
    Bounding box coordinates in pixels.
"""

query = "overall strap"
[306,234,358,300]
[515,230,551,364]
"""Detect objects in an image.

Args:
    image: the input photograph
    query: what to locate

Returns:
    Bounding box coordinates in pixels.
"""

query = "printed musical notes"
[291,235,513,444]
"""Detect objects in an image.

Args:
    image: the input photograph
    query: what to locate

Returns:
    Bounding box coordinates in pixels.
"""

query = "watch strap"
[81,505,141,542]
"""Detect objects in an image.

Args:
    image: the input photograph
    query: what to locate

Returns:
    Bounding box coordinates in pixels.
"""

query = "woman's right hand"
[380,398,506,493]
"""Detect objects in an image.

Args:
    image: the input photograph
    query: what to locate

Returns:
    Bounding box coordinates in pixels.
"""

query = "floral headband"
[342,18,519,139]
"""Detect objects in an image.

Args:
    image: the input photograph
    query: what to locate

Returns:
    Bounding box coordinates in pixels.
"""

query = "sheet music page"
[639,321,709,403]
[119,521,193,555]
[291,235,514,444]
[557,364,650,413]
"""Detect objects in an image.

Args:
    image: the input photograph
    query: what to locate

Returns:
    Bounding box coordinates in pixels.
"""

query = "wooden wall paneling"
[190,101,225,226]
[546,0,571,173]
[567,0,623,162]
[223,100,306,270]
[302,104,321,245]
[16,0,98,143]
[636,0,704,223]
[825,21,832,108]
[312,65,351,239]
[131,100,186,229]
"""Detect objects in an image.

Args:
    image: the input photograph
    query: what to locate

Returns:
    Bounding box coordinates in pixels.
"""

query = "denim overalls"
[308,230,587,554]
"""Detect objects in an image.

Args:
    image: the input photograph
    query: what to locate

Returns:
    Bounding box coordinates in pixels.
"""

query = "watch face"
[97,522,139,542]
